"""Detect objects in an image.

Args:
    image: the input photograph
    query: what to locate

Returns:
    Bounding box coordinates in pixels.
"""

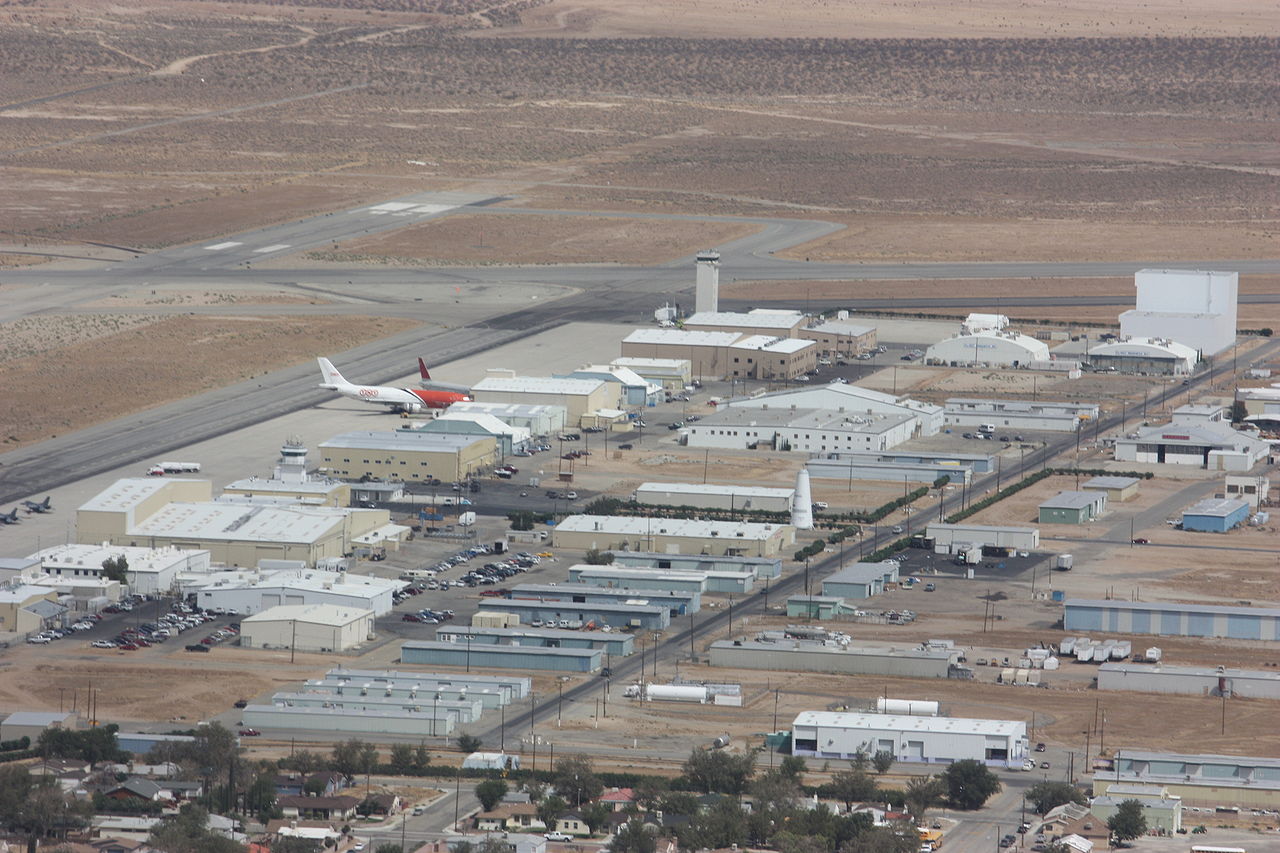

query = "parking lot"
[25,595,243,657]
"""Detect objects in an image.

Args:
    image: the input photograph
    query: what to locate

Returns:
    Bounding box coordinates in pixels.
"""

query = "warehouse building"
[925,523,1040,552]
[401,640,602,673]
[553,515,794,559]
[299,679,506,712]
[240,604,375,653]
[409,413,531,458]
[559,365,663,408]
[1093,749,1280,810]
[943,398,1099,433]
[0,710,78,744]
[182,569,401,616]
[786,595,856,619]
[1088,337,1200,376]
[709,639,959,678]
[631,482,795,514]
[78,478,405,567]
[507,582,701,615]
[443,402,567,437]
[241,704,456,736]
[1064,599,1280,641]
[470,375,611,424]
[610,551,781,580]
[223,439,350,507]
[835,449,995,474]
[806,456,974,486]
[437,625,635,657]
[1038,490,1108,524]
[791,710,1027,767]
[685,406,916,453]
[683,309,807,338]
[0,586,62,635]
[1098,662,1280,700]
[328,668,530,696]
[926,329,1051,367]
[726,335,818,380]
[1113,408,1269,470]
[621,329,741,381]
[727,382,944,436]
[29,543,210,596]
[319,431,496,483]
[1119,269,1238,357]
[570,564,756,595]
[266,691,478,729]
[1083,476,1142,502]
[821,562,900,600]
[610,357,692,393]
[1181,497,1250,532]
[798,320,877,356]
[470,599,671,631]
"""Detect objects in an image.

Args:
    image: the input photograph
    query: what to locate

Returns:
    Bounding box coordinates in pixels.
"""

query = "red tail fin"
[418,358,431,380]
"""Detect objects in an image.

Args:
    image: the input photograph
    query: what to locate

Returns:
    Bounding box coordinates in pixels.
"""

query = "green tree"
[581,801,612,834]
[147,804,245,853]
[554,753,603,807]
[1107,798,1147,843]
[837,820,918,853]
[940,760,1001,810]
[683,747,758,794]
[245,771,279,819]
[583,548,615,565]
[274,838,322,853]
[871,751,894,774]
[828,768,877,812]
[778,755,807,780]
[303,775,328,796]
[1026,780,1086,815]
[0,764,33,826]
[677,798,747,851]
[537,794,569,828]
[903,775,945,822]
[457,734,483,753]
[389,744,417,774]
[375,845,404,853]
[190,722,240,778]
[37,724,127,764]
[657,791,700,816]
[101,555,129,583]
[8,780,91,840]
[475,779,508,812]
[1229,400,1249,423]
[849,748,870,772]
[330,739,377,780]
[609,819,656,853]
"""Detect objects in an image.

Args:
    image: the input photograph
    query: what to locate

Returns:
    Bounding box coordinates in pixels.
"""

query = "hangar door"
[904,740,925,760]
[985,736,1009,761]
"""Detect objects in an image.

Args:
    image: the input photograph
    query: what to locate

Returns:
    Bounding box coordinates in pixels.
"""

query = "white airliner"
[317,358,470,413]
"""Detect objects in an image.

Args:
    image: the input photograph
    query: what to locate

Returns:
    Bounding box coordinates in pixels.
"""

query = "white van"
[977,423,996,434]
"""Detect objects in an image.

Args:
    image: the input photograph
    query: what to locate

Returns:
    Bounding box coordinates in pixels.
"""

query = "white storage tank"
[627,684,710,703]
[876,698,940,716]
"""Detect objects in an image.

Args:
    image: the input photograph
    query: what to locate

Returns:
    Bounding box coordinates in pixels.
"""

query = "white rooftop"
[793,709,1024,736]
[129,503,352,543]
[185,568,400,596]
[0,584,56,604]
[1184,497,1250,517]
[807,320,876,336]
[447,401,567,417]
[319,431,488,452]
[572,364,653,388]
[430,411,530,439]
[557,514,787,541]
[242,603,374,626]
[685,310,804,329]
[78,477,199,513]
[473,375,605,395]
[612,357,690,370]
[624,328,742,347]
[730,335,815,354]
[29,543,209,573]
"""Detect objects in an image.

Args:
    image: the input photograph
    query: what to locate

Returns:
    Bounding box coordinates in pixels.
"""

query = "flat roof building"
[1064,599,1280,641]
[631,482,795,514]
[821,562,900,600]
[1093,749,1280,809]
[727,382,944,436]
[28,543,210,595]
[1083,476,1142,502]
[410,412,532,457]
[684,406,916,453]
[791,710,1027,767]
[610,551,781,580]
[683,310,807,338]
[472,598,671,631]
[1225,474,1271,509]
[1181,497,1250,532]
[552,515,795,559]
[925,523,1040,552]
[471,375,611,424]
[437,624,635,657]
[726,335,818,380]
[507,582,701,615]
[182,568,401,616]
[1119,269,1237,357]
[241,704,457,737]
[569,564,756,595]
[621,329,744,381]
[401,640,602,672]
[798,321,877,356]
[943,398,1099,432]
[0,710,78,744]
[1038,490,1107,524]
[325,667,530,699]
[610,357,692,393]
[709,639,959,679]
[559,365,663,408]
[240,604,375,653]
[1098,661,1280,700]
[319,431,497,483]
[442,402,567,437]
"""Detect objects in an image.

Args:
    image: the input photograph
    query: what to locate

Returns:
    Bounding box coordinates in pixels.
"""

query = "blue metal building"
[1064,599,1280,641]
[1181,497,1250,532]
[401,640,602,672]
[474,598,671,631]
[508,582,700,615]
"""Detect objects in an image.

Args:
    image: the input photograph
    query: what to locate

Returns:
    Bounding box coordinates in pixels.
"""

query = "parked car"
[27,635,51,645]
[185,644,210,652]
[545,833,573,842]
[234,699,249,708]
[91,640,116,649]
[1035,742,1046,752]
[617,443,633,450]
[238,728,261,737]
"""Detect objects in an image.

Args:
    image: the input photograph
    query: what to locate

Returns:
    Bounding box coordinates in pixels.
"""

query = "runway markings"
[368,202,418,212]
[364,201,459,218]
[253,244,291,253]
[203,241,243,251]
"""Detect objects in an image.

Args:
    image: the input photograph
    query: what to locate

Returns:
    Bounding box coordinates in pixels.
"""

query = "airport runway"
[3,188,1279,506]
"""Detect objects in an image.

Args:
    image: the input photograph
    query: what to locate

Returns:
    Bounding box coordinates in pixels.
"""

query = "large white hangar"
[791,710,1028,768]
[926,329,1051,367]
[1120,269,1238,356]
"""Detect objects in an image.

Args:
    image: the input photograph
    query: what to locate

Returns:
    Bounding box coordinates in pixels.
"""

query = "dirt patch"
[323,213,761,266]
[84,285,331,308]
[0,313,420,449]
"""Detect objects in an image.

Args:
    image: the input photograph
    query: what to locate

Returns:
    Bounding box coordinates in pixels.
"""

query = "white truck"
[147,461,202,475]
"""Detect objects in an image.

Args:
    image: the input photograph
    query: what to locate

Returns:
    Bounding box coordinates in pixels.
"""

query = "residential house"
[364,793,401,816]
[265,819,344,847]
[1038,802,1108,844]
[277,794,360,821]
[598,787,638,813]
[51,840,153,853]
[103,779,163,804]
[475,802,545,832]
[274,770,347,797]
[553,812,591,837]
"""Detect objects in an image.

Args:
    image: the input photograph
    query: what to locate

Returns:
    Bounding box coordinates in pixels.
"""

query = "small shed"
[1038,490,1108,525]
[1181,497,1250,533]
[786,595,848,619]
[1083,476,1141,502]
